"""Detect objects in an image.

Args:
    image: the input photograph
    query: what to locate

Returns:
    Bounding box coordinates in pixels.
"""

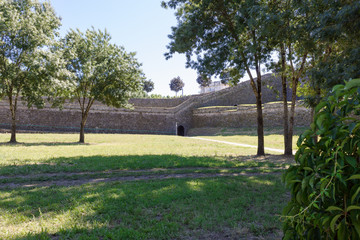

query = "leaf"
[350,122,360,134]
[315,101,327,113]
[351,186,360,203]
[332,84,344,93]
[344,78,360,90]
[330,214,342,232]
[337,221,347,239]
[345,156,358,168]
[303,167,313,172]
[347,206,360,212]
[316,113,327,128]
[326,206,343,212]
[354,219,360,237]
[347,175,360,181]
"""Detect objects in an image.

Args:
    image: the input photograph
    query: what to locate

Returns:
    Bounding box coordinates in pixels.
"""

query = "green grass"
[202,134,299,151]
[192,126,306,151]
[0,176,287,240]
[0,132,294,239]
[0,133,291,176]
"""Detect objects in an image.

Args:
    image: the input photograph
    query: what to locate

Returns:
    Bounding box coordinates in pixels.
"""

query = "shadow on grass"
[0,154,294,176]
[1,174,287,240]
[0,141,90,147]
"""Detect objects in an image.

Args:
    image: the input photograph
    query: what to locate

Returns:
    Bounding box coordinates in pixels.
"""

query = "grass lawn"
[189,126,307,151]
[0,132,294,239]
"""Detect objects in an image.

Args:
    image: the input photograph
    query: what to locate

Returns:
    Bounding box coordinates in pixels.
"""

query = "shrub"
[282,79,360,239]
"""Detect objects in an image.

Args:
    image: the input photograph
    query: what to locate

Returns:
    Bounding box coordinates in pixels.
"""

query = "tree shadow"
[2,172,286,240]
[0,142,90,147]
[0,154,293,177]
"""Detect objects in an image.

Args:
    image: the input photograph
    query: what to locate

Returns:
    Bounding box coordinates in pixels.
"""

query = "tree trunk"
[280,45,292,155]
[288,77,298,154]
[79,117,87,143]
[8,95,17,143]
[10,115,17,143]
[310,106,315,125]
[256,95,265,156]
[78,98,94,143]
[282,89,292,155]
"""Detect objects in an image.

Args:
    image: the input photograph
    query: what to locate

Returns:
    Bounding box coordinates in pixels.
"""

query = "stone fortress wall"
[0,74,311,135]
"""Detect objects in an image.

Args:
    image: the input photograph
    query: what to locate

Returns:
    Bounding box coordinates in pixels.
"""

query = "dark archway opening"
[177,125,185,136]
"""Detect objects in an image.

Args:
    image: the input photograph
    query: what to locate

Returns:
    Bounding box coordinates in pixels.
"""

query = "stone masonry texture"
[0,74,310,135]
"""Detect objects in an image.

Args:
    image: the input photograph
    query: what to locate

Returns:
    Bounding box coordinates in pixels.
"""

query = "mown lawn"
[0,133,294,239]
[189,126,307,151]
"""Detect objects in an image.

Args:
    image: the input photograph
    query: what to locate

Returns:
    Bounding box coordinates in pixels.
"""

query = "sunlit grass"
[0,175,287,240]
[0,132,293,239]
[202,134,299,150]
[189,126,307,151]
[0,133,291,176]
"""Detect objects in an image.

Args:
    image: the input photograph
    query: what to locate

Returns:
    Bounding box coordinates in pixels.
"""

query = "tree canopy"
[61,28,145,143]
[169,76,184,95]
[196,75,211,87]
[143,79,155,93]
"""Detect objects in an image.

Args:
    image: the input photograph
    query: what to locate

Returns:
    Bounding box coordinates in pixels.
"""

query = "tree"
[169,76,184,96]
[143,79,154,93]
[196,74,211,87]
[61,28,144,143]
[162,0,273,155]
[219,68,241,85]
[268,0,314,155]
[0,0,62,143]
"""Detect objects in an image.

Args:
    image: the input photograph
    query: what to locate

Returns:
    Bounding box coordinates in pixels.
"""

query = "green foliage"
[196,74,211,87]
[282,79,360,239]
[162,0,271,79]
[143,79,154,93]
[0,0,64,105]
[298,1,360,106]
[62,28,144,109]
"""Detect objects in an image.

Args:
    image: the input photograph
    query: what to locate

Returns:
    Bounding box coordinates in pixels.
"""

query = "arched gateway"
[177,125,185,136]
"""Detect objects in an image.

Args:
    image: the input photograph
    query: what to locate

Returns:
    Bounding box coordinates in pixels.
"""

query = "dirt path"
[0,166,286,180]
[0,170,281,189]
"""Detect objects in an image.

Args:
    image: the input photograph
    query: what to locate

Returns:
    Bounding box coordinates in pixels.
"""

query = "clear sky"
[50,0,201,96]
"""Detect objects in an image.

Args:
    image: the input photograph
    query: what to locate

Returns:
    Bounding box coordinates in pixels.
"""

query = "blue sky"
[50,0,200,96]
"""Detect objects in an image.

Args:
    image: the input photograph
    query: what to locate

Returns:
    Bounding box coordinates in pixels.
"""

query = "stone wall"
[0,101,177,134]
[192,103,311,128]
[129,96,191,108]
[0,74,306,135]
[190,74,292,107]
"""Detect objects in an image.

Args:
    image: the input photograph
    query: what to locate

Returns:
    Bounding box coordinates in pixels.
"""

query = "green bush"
[282,79,360,239]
